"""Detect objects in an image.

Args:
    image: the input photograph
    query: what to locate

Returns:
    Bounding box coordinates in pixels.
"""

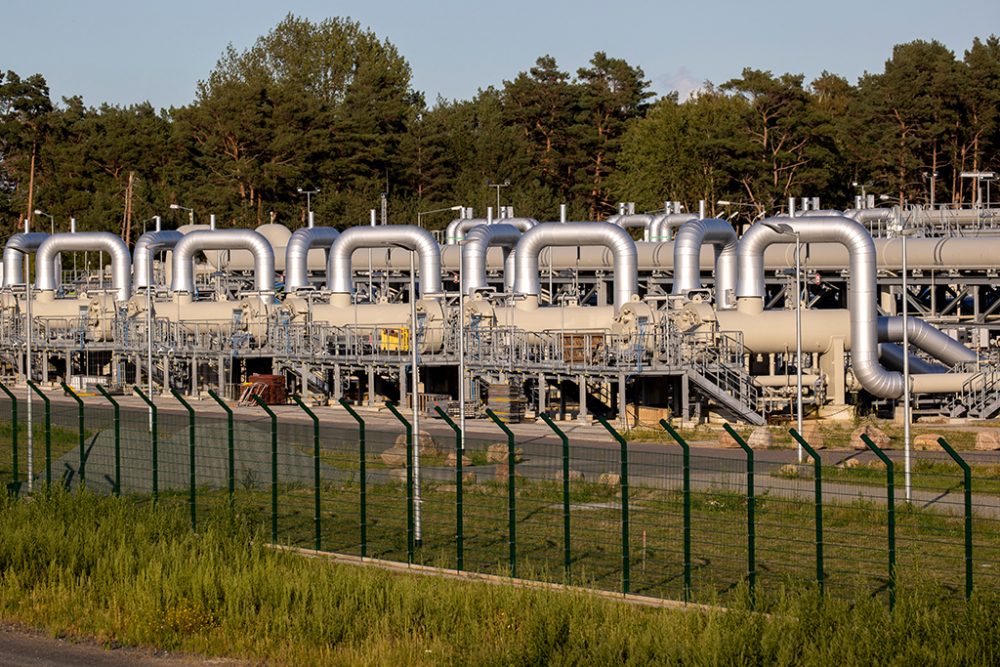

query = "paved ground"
[0,624,247,667]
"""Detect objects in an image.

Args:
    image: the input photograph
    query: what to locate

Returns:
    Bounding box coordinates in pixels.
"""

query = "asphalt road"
[0,625,247,667]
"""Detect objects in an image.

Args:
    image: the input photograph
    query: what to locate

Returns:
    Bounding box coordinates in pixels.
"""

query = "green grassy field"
[1,490,999,666]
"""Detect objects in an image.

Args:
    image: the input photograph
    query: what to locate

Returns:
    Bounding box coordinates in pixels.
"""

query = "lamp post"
[922,171,938,209]
[900,225,914,502]
[24,218,34,491]
[169,203,194,226]
[486,179,510,213]
[391,243,423,546]
[32,209,54,234]
[297,187,320,227]
[416,205,464,229]
[763,221,803,460]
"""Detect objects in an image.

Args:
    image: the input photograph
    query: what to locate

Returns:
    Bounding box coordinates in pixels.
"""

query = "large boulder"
[913,433,943,451]
[799,422,825,450]
[976,430,1000,451]
[394,431,439,457]
[599,472,622,488]
[746,427,774,450]
[554,469,585,483]
[486,442,524,463]
[380,446,407,466]
[444,452,473,468]
[850,425,890,451]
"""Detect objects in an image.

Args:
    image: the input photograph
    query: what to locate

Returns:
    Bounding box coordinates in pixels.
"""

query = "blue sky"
[3,0,998,110]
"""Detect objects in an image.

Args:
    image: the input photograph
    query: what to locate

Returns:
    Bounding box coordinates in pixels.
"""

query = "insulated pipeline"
[172,229,275,294]
[462,224,521,294]
[36,232,132,302]
[327,225,442,297]
[133,230,184,290]
[737,216,904,399]
[2,232,49,288]
[284,227,340,292]
[513,222,637,310]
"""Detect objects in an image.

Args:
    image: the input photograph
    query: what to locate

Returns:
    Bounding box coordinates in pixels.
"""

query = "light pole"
[297,187,320,227]
[900,225,913,502]
[763,221,803,459]
[169,203,194,226]
[24,217,34,491]
[32,209,54,234]
[922,171,938,209]
[391,243,423,546]
[486,179,510,213]
[416,205,464,229]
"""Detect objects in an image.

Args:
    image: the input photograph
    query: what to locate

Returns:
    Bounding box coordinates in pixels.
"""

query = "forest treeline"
[1,14,998,241]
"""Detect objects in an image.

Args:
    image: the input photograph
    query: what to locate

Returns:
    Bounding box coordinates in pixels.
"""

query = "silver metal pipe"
[2,232,48,288]
[513,222,637,310]
[171,229,275,293]
[133,230,183,290]
[462,224,521,294]
[499,217,538,234]
[878,343,946,374]
[737,216,904,399]
[327,225,441,296]
[446,218,489,244]
[877,316,977,366]
[844,208,893,224]
[671,218,737,309]
[649,214,697,242]
[36,232,131,302]
[284,226,340,292]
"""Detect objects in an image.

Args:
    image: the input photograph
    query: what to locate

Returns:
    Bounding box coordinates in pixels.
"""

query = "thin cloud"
[656,67,704,100]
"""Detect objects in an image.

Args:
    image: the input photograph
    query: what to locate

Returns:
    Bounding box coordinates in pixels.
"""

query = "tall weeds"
[0,490,996,665]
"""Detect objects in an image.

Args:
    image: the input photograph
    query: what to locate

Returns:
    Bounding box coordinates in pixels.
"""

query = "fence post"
[485,408,517,579]
[660,419,692,603]
[94,385,120,496]
[133,386,158,503]
[207,389,234,504]
[937,436,973,601]
[539,413,572,582]
[385,401,415,564]
[60,382,85,489]
[292,395,322,552]
[723,423,756,610]
[860,433,896,611]
[170,389,197,531]
[0,381,18,489]
[789,428,824,596]
[338,399,367,559]
[251,395,279,545]
[26,381,51,490]
[597,416,631,595]
[434,405,464,572]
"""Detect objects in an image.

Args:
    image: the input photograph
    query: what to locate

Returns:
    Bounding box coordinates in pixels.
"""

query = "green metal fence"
[0,385,996,610]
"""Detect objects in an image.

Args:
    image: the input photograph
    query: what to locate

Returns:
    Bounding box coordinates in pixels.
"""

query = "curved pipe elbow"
[877,316,977,366]
[738,216,904,398]
[671,218,737,308]
[133,230,184,290]
[513,222,637,310]
[3,232,49,288]
[462,224,522,293]
[327,225,441,297]
[37,232,132,301]
[285,227,340,292]
[172,229,275,294]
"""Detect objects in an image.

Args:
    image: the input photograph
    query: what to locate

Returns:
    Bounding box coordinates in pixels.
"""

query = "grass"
[2,491,1000,666]
[4,407,1000,610]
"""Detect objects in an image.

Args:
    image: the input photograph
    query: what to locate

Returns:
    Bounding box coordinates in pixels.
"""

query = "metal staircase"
[681,330,765,425]
[949,369,1000,420]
